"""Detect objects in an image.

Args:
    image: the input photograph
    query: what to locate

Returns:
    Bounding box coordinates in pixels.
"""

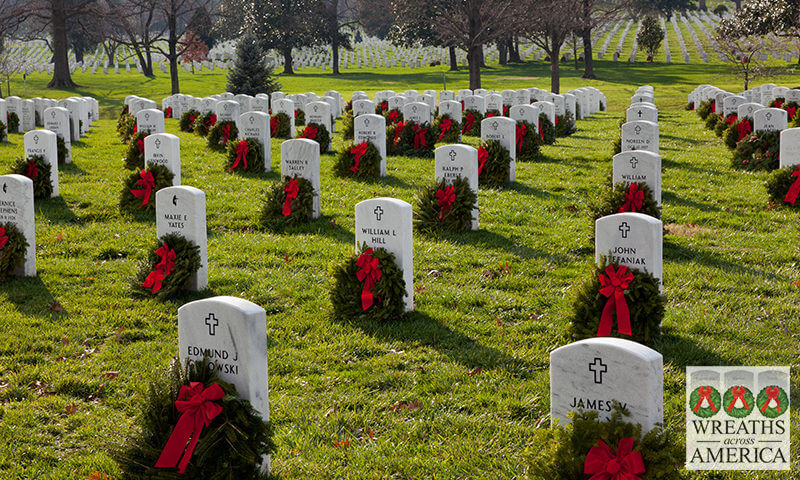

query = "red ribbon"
[154,382,225,473]
[137,137,145,153]
[165,107,172,118]
[294,109,300,118]
[784,166,800,204]
[133,124,138,134]
[462,112,475,134]
[189,114,196,126]
[710,101,716,113]
[726,386,750,412]
[300,125,318,140]
[516,124,527,155]
[726,114,738,126]
[460,101,465,111]
[435,185,455,219]
[221,124,231,143]
[761,386,782,413]
[388,110,399,124]
[502,105,510,117]
[438,118,452,141]
[539,119,544,140]
[0,227,7,250]
[584,438,646,480]
[787,106,797,120]
[206,114,217,127]
[356,248,381,310]
[130,169,156,206]
[393,122,406,145]
[350,142,368,172]
[736,120,752,142]
[478,146,488,175]
[26,161,39,179]
[380,101,388,112]
[692,386,718,412]
[486,111,496,118]
[282,178,299,216]
[774,99,784,109]
[597,265,634,336]
[412,125,428,149]
[619,184,645,213]
[141,243,176,293]
[270,116,278,137]
[555,116,560,126]
[231,140,249,170]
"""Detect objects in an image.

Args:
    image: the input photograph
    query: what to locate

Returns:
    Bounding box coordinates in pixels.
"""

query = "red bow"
[787,106,797,120]
[710,101,716,113]
[736,120,752,142]
[774,99,784,109]
[206,114,217,127]
[412,125,428,149]
[270,116,278,137]
[388,110,399,124]
[435,185,455,219]
[221,124,232,143]
[462,113,475,134]
[692,386,718,413]
[460,101,465,111]
[761,386,783,413]
[486,111,496,118]
[0,227,7,249]
[619,184,645,213]
[502,105,510,117]
[155,382,225,473]
[294,109,300,118]
[393,122,406,145]
[142,243,176,293]
[137,137,145,154]
[189,114,196,125]
[784,166,800,204]
[555,116,560,126]
[726,386,750,412]
[165,107,172,118]
[356,248,382,310]
[130,169,156,206]
[133,124,138,134]
[726,114,738,126]
[282,178,299,216]
[350,142,368,172]
[438,118,452,141]
[539,119,544,140]
[26,161,39,179]
[597,265,634,336]
[584,438,646,480]
[516,124,527,155]
[478,146,488,175]
[300,125,318,140]
[380,101,388,112]
[231,140,249,170]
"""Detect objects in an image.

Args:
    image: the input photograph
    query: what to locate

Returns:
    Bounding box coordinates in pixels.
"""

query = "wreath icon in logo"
[689,385,721,418]
[723,385,755,418]
[756,385,788,418]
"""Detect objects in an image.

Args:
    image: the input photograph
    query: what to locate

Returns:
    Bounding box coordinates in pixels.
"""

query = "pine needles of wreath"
[0,222,28,281]
[766,165,800,208]
[333,142,382,178]
[10,155,52,199]
[131,233,201,299]
[414,177,476,233]
[180,110,200,133]
[208,121,239,152]
[124,132,148,170]
[225,138,266,174]
[299,122,331,152]
[732,130,780,171]
[119,164,175,214]
[271,112,291,138]
[433,114,461,144]
[259,176,315,230]
[590,181,660,222]
[479,140,512,188]
[113,357,276,480]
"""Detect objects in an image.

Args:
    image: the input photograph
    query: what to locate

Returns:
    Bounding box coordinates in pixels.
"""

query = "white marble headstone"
[440,90,456,102]
[595,212,663,288]
[438,100,462,125]
[510,104,540,132]
[0,174,35,276]
[621,121,659,154]
[156,186,207,290]
[24,130,59,197]
[533,101,556,126]
[281,139,320,217]
[612,151,662,205]
[485,93,503,114]
[481,117,516,181]
[239,112,271,171]
[753,108,788,132]
[20,100,35,132]
[626,105,658,123]
[273,99,296,138]
[145,134,181,185]
[354,114,387,176]
[305,101,332,151]
[403,102,432,125]
[723,96,747,117]
[435,145,479,229]
[136,108,165,135]
[779,128,800,169]
[44,107,71,163]
[463,95,486,114]
[737,102,762,120]
[353,99,376,117]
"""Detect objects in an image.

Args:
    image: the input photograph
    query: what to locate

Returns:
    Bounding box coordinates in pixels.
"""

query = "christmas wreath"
[375,101,388,115]
[769,98,786,109]
[696,99,714,120]
[179,110,200,133]
[539,113,556,145]
[689,386,722,418]
[732,130,780,171]
[194,113,217,137]
[0,120,7,141]
[433,114,461,144]
[590,182,660,222]
[515,120,540,161]
[298,123,331,152]
[10,155,52,199]
[163,106,173,119]
[413,177,476,233]
[333,141,381,178]
[329,244,406,322]
[485,109,501,119]
[0,222,28,281]
[715,113,737,138]
[686,101,694,111]
[394,121,435,158]
[704,112,722,131]
[344,100,353,114]
[756,385,788,418]
[208,121,238,152]
[271,112,291,138]
[723,386,754,418]
[462,110,483,136]
[569,259,665,345]
[114,357,276,479]
[341,112,354,140]
[386,108,403,125]
[766,164,800,207]
[6,112,19,134]
[56,136,67,165]
[124,132,148,170]
[259,176,315,230]
[386,121,407,156]
[225,138,265,174]
[117,112,136,143]
[555,113,577,137]
[525,406,683,480]
[131,233,201,298]
[119,164,175,213]
[478,140,512,187]
[724,117,753,150]
[294,108,305,126]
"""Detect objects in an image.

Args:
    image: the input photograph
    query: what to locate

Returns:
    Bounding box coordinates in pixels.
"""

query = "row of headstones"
[1,95,97,140]
[689,83,798,113]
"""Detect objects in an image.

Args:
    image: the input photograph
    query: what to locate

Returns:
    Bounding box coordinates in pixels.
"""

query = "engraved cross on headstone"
[205,313,219,336]
[629,156,638,169]
[619,222,630,238]
[154,138,161,148]
[364,118,370,128]
[491,120,498,130]
[589,357,607,384]
[374,206,384,221]
[634,125,642,135]
[33,135,39,144]
[637,110,643,118]
[449,149,457,161]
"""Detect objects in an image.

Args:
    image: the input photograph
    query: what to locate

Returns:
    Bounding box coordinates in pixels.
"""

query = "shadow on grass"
[664,239,782,281]
[341,311,541,378]
[654,330,728,367]
[262,215,355,244]
[661,190,719,212]
[502,181,558,200]
[35,196,79,224]
[0,275,59,318]
[59,161,88,176]
[446,228,565,262]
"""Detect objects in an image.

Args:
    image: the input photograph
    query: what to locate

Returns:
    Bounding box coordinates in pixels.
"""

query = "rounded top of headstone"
[178,295,266,317]
[551,337,662,362]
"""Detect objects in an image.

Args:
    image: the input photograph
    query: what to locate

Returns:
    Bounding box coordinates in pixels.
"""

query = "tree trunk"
[509,37,521,63]
[448,46,458,71]
[48,0,77,88]
[168,14,179,94]
[74,43,84,64]
[478,47,485,67]
[331,35,340,74]
[282,47,294,75]
[550,39,561,93]
[143,44,154,77]
[581,0,596,79]
[699,0,706,10]
[498,40,507,65]
[734,0,741,9]
[468,44,481,90]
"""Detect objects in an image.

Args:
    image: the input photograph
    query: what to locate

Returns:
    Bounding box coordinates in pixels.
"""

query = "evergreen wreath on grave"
[124,132,148,170]
[329,243,406,322]
[696,99,714,120]
[724,117,752,150]
[294,108,305,126]
[525,406,683,480]
[375,101,388,115]
[117,112,136,143]
[716,113,738,138]
[0,120,6,141]
[591,182,660,222]
[765,164,800,208]
[704,111,722,131]
[179,110,200,133]
[119,164,175,214]
[386,108,403,125]
[769,98,786,109]
[270,112,291,138]
[207,120,238,152]
[732,130,780,171]
[478,140,511,188]
[394,121,435,158]
[225,138,265,174]
[113,357,276,479]
[433,114,461,144]
[413,177,476,233]
[344,100,353,114]
[259,176,315,230]
[56,136,67,165]
[10,155,52,199]
[780,101,800,123]
[555,112,577,137]
[386,122,406,156]
[0,222,28,281]
[570,258,664,345]
[333,141,381,178]
[164,106,173,119]
[686,101,694,111]
[6,112,19,133]
[462,109,483,136]
[341,111,355,140]
[131,233,201,299]
[485,108,501,118]
[539,113,556,145]
[299,122,331,152]
[194,113,217,137]
[515,120,541,161]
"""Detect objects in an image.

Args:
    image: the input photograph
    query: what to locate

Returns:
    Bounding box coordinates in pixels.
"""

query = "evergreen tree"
[226,34,281,95]
[637,16,664,61]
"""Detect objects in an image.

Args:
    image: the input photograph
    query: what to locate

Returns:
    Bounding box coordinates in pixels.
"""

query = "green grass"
[1,61,800,479]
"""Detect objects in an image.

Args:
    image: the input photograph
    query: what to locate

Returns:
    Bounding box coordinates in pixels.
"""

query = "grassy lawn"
[0,60,799,479]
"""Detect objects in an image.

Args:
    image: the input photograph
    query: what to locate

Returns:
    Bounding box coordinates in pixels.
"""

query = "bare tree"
[523,0,582,93]
[0,45,28,96]
[316,0,356,75]
[104,0,162,78]
[154,0,216,93]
